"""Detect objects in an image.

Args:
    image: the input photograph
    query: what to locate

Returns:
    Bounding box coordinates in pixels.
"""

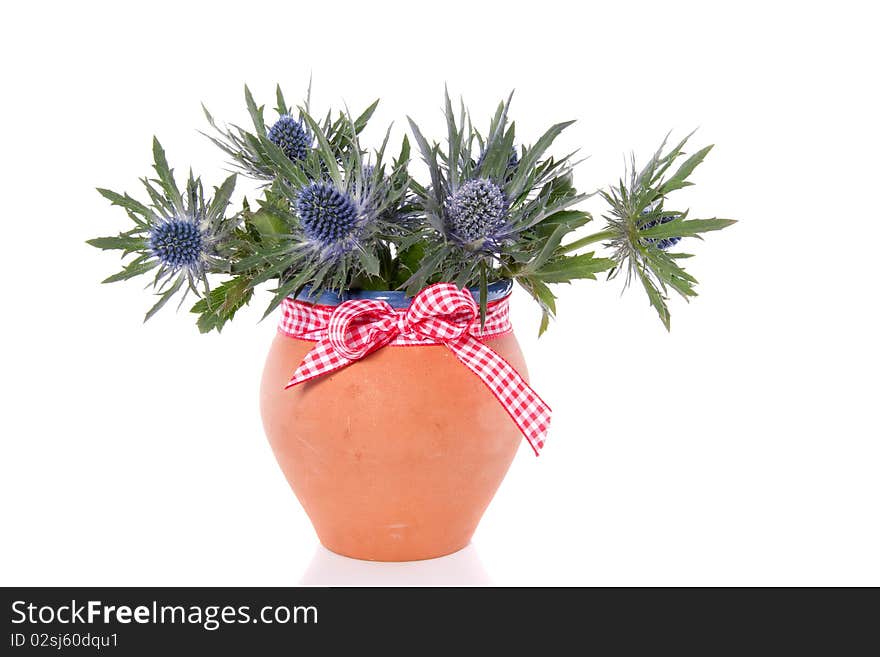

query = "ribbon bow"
[286,283,551,455]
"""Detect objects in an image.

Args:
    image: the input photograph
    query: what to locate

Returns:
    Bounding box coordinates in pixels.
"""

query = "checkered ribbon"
[279,283,551,455]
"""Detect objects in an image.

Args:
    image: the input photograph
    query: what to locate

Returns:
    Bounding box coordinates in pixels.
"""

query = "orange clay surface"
[260,332,527,561]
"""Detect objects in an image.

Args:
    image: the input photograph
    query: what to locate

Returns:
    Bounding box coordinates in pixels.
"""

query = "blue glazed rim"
[292,279,513,309]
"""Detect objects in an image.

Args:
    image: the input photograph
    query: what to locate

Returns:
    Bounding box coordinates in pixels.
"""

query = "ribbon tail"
[446,337,552,456]
[285,338,355,389]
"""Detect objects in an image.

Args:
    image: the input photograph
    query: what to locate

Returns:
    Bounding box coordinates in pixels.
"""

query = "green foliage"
[596,133,737,329]
[190,277,254,333]
[215,94,413,319]
[88,138,242,322]
[202,83,379,181]
[89,84,734,334]
[405,89,613,328]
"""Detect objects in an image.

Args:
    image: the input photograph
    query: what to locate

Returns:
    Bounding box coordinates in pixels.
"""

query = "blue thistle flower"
[446,178,509,247]
[268,115,310,161]
[148,219,204,270]
[641,210,682,250]
[296,182,363,251]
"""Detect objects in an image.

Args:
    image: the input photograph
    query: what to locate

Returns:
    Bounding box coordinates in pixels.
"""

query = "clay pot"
[259,282,527,562]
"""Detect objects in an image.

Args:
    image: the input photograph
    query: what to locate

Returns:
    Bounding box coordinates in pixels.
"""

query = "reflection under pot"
[299,543,492,586]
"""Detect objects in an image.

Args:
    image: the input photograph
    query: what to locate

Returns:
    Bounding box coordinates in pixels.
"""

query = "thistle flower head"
[268,115,310,161]
[640,210,682,250]
[148,218,205,270]
[296,182,363,251]
[445,178,508,247]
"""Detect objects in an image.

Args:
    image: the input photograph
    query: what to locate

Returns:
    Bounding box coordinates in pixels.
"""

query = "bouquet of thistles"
[88,85,735,333]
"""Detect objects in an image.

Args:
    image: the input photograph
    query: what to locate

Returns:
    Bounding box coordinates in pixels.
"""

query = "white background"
[1,0,877,586]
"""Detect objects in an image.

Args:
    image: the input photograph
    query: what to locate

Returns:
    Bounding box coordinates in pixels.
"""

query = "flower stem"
[560,229,616,254]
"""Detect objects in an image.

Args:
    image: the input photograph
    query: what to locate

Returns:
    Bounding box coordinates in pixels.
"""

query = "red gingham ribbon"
[279,283,551,455]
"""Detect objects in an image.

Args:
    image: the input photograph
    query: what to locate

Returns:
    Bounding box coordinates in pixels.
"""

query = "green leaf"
[356,247,381,276]
[534,210,591,238]
[300,113,343,188]
[524,223,569,274]
[353,99,380,134]
[144,274,184,321]
[480,122,516,182]
[101,259,158,283]
[530,253,616,283]
[637,266,671,331]
[190,277,254,333]
[244,84,266,133]
[403,246,448,296]
[87,235,145,251]
[645,250,699,299]
[538,311,550,336]
[520,277,556,315]
[406,117,442,196]
[392,241,426,287]
[396,134,411,169]
[507,120,575,199]
[516,277,556,337]
[659,145,713,195]
[275,84,288,116]
[478,263,488,328]
[262,266,318,319]
[96,188,152,221]
[249,209,288,243]
[151,137,183,214]
[259,137,311,187]
[484,91,514,158]
[640,218,737,240]
[444,88,462,189]
[207,174,237,222]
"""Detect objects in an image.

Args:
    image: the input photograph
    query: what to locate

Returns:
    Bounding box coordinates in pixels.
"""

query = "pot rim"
[292,279,513,309]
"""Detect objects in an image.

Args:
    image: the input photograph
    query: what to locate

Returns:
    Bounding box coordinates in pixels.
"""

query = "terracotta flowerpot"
[259,281,528,561]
